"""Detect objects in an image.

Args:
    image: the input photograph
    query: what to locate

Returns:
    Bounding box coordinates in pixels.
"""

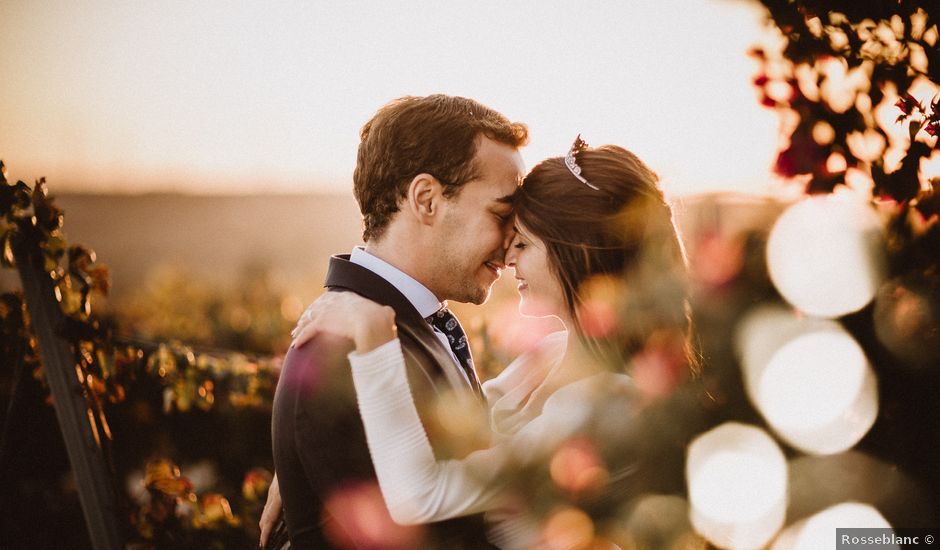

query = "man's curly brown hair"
[353,95,528,242]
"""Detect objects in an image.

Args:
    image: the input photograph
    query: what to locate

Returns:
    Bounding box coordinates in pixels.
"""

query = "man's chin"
[469,288,491,305]
[451,283,492,306]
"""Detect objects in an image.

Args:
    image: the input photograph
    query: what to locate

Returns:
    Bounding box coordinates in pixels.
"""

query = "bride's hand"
[292,292,397,353]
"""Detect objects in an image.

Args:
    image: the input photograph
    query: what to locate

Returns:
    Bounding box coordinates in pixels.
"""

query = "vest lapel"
[324,255,468,391]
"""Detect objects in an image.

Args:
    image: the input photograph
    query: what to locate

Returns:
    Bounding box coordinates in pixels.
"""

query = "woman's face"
[505,222,566,319]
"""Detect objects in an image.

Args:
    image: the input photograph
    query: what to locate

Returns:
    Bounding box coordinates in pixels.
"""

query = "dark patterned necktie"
[426,307,483,400]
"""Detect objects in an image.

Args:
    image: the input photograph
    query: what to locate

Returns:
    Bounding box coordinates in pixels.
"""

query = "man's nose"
[495,248,510,267]
[502,229,515,252]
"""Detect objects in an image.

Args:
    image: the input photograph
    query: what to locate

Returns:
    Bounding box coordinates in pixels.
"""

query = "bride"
[263,138,695,549]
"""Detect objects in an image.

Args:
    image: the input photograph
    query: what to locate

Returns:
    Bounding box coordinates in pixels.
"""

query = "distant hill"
[1,192,364,301]
[0,191,784,307]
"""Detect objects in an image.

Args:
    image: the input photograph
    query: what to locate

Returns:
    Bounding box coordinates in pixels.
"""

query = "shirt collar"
[349,247,443,319]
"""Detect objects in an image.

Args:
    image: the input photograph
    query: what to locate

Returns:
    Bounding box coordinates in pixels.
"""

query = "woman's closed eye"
[513,241,527,250]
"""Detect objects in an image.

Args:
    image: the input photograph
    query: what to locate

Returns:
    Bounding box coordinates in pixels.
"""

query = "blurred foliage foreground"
[1,2,940,549]
[0,168,283,548]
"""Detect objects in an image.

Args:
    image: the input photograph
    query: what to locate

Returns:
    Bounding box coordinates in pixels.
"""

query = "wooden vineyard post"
[13,244,124,550]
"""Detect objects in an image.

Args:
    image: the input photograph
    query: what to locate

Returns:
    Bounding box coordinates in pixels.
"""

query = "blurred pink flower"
[322,481,424,549]
[632,330,689,399]
[550,438,608,496]
[690,232,745,289]
[576,298,618,339]
[485,301,560,356]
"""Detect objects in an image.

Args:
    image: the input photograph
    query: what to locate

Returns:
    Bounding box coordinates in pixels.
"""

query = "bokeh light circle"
[771,502,895,550]
[737,307,878,455]
[766,194,885,318]
[687,422,787,549]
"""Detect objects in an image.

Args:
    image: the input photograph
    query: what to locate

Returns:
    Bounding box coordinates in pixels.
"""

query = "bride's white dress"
[348,331,635,549]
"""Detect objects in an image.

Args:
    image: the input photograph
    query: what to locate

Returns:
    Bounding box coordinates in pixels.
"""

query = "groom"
[269,95,527,548]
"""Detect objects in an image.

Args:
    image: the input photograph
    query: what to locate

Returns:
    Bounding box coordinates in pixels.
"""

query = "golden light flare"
[812,121,835,145]
[910,44,929,74]
[828,28,849,51]
[765,80,795,103]
[805,16,824,38]
[846,129,886,162]
[919,150,940,182]
[924,24,939,46]
[844,167,875,194]
[825,152,848,173]
[818,59,871,114]
[794,63,821,102]
[855,92,873,114]
[910,9,931,39]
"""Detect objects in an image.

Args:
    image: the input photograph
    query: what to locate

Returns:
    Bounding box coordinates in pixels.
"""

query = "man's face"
[431,137,525,304]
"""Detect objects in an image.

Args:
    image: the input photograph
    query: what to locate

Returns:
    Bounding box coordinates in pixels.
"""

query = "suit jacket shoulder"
[322,254,459,388]
[272,254,493,549]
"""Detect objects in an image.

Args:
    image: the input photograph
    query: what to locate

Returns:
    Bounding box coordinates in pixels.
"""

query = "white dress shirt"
[349,247,473,387]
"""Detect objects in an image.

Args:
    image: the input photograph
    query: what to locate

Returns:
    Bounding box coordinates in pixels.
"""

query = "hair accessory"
[564,134,599,190]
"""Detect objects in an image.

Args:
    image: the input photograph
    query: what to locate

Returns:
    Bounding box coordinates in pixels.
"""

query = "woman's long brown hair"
[514,145,695,369]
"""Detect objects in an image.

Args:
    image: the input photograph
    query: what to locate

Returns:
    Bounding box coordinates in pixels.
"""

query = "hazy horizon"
[1,1,782,197]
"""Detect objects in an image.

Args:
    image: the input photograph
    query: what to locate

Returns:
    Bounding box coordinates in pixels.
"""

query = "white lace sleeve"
[348,339,510,525]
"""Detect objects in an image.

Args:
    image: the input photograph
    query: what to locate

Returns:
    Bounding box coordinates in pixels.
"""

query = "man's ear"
[405,173,444,225]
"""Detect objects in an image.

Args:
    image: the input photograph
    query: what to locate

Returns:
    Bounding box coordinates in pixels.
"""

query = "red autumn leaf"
[895,93,921,116]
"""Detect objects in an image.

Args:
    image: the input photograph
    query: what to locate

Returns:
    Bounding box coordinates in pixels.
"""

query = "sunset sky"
[0,0,780,196]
